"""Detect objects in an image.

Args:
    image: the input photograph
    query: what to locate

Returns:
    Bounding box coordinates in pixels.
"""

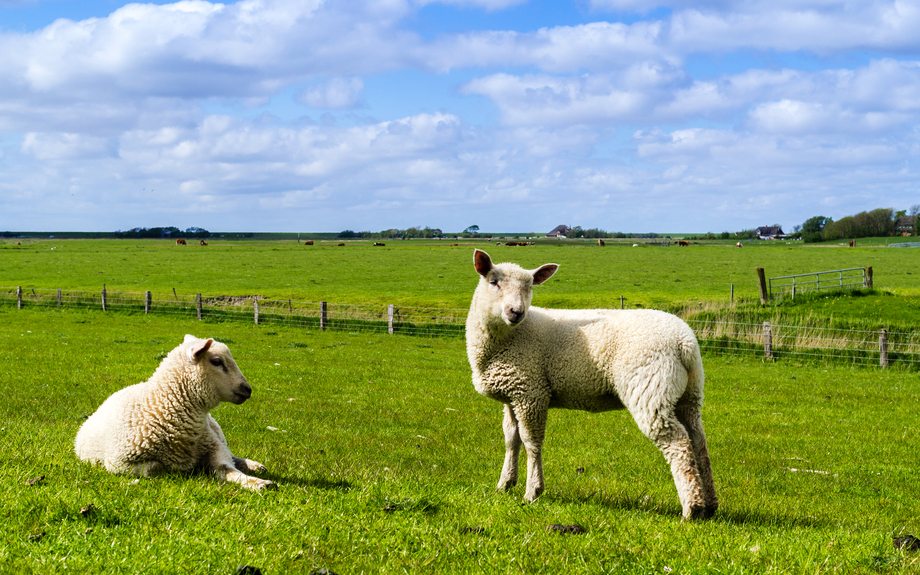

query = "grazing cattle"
[849,240,855,247]
[337,243,346,247]
[200,240,208,246]
[176,239,187,246]
[304,240,313,246]
[736,242,743,248]
[678,240,690,247]
[450,244,459,247]
[373,242,385,246]
[598,239,605,246]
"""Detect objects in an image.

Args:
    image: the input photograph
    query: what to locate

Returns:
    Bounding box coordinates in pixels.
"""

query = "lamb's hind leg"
[640,409,708,520]
[497,403,522,492]
[676,403,718,518]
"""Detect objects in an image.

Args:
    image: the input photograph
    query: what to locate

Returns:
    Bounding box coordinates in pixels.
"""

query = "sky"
[1,0,919,234]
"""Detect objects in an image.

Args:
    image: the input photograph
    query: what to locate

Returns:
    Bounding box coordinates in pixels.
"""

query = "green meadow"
[3,236,919,312]
[3,238,920,573]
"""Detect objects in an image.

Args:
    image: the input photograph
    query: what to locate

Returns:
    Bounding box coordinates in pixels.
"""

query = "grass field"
[3,237,919,312]
[3,308,920,574]
[4,238,920,573]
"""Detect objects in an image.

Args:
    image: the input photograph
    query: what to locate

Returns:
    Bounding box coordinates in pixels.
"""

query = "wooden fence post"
[620,295,624,309]
[254,300,259,325]
[57,288,62,307]
[763,322,773,360]
[865,267,873,289]
[880,329,889,367]
[730,284,734,303]
[17,286,22,309]
[320,301,328,330]
[196,293,202,320]
[388,304,395,334]
[101,284,107,312]
[145,291,151,314]
[756,268,769,304]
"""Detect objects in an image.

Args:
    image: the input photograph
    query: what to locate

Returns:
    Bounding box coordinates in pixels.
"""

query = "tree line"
[114,227,212,239]
[796,206,917,243]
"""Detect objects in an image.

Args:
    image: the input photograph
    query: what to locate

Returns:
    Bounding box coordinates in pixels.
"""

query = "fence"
[4,286,915,369]
[768,267,869,300]
[4,286,466,338]
[757,267,871,302]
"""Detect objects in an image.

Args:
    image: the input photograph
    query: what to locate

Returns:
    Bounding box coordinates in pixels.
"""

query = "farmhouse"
[546,225,572,238]
[755,225,784,240]
[895,215,916,236]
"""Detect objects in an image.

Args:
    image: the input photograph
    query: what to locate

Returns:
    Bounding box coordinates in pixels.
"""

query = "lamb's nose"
[237,383,252,399]
[507,309,524,323]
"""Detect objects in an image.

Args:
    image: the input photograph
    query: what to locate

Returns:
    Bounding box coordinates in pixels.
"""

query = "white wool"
[74,335,275,491]
[465,249,717,519]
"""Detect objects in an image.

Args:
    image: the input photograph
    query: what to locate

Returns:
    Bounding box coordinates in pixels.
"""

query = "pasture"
[3,239,920,572]
[3,237,919,312]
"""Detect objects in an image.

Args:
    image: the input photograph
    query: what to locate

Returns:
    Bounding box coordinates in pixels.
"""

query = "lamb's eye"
[209,357,224,368]
[489,279,499,288]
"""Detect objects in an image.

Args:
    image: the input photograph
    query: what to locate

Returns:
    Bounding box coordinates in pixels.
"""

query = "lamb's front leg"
[206,418,275,491]
[497,403,522,491]
[513,401,549,502]
[207,415,267,475]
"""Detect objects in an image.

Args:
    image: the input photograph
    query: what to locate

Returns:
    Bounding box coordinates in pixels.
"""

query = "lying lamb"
[75,335,275,491]
[465,249,717,519]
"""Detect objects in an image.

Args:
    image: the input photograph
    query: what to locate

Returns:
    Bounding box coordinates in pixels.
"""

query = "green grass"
[4,308,920,573]
[2,237,918,311]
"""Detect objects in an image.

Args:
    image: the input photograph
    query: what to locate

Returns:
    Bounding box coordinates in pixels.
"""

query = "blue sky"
[2,0,919,233]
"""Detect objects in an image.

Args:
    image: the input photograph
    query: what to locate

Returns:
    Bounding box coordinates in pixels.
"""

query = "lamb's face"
[184,335,253,405]
[473,249,558,328]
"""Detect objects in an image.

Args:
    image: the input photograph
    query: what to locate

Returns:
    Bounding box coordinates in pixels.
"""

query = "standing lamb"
[465,250,717,519]
[75,335,275,491]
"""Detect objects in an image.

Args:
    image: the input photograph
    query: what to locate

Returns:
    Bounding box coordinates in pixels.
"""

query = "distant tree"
[735,229,757,240]
[463,225,480,234]
[801,215,831,243]
[185,227,210,238]
[910,204,920,217]
[338,230,356,238]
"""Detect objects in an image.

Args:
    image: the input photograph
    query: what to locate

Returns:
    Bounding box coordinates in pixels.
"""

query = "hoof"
[684,504,716,521]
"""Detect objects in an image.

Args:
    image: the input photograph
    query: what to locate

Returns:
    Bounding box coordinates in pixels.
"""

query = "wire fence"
[3,286,914,369]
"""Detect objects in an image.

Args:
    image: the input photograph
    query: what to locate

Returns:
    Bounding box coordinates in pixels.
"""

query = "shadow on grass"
[546,489,831,529]
[262,473,355,492]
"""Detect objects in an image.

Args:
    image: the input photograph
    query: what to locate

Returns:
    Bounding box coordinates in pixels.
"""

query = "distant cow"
[373,242,385,246]
[736,242,743,248]
[200,240,208,246]
[598,239,605,246]
[337,243,346,247]
[304,240,313,245]
[849,240,855,247]
[176,239,187,245]
[450,244,459,247]
[678,240,690,247]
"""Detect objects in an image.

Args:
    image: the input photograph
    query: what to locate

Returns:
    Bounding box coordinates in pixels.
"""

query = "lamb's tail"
[679,328,706,404]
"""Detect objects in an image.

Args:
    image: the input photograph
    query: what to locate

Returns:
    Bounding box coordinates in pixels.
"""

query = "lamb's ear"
[187,338,213,362]
[532,263,558,285]
[183,334,197,343]
[474,249,493,277]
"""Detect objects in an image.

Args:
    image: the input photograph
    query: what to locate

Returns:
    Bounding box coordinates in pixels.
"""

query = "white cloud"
[298,77,365,109]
